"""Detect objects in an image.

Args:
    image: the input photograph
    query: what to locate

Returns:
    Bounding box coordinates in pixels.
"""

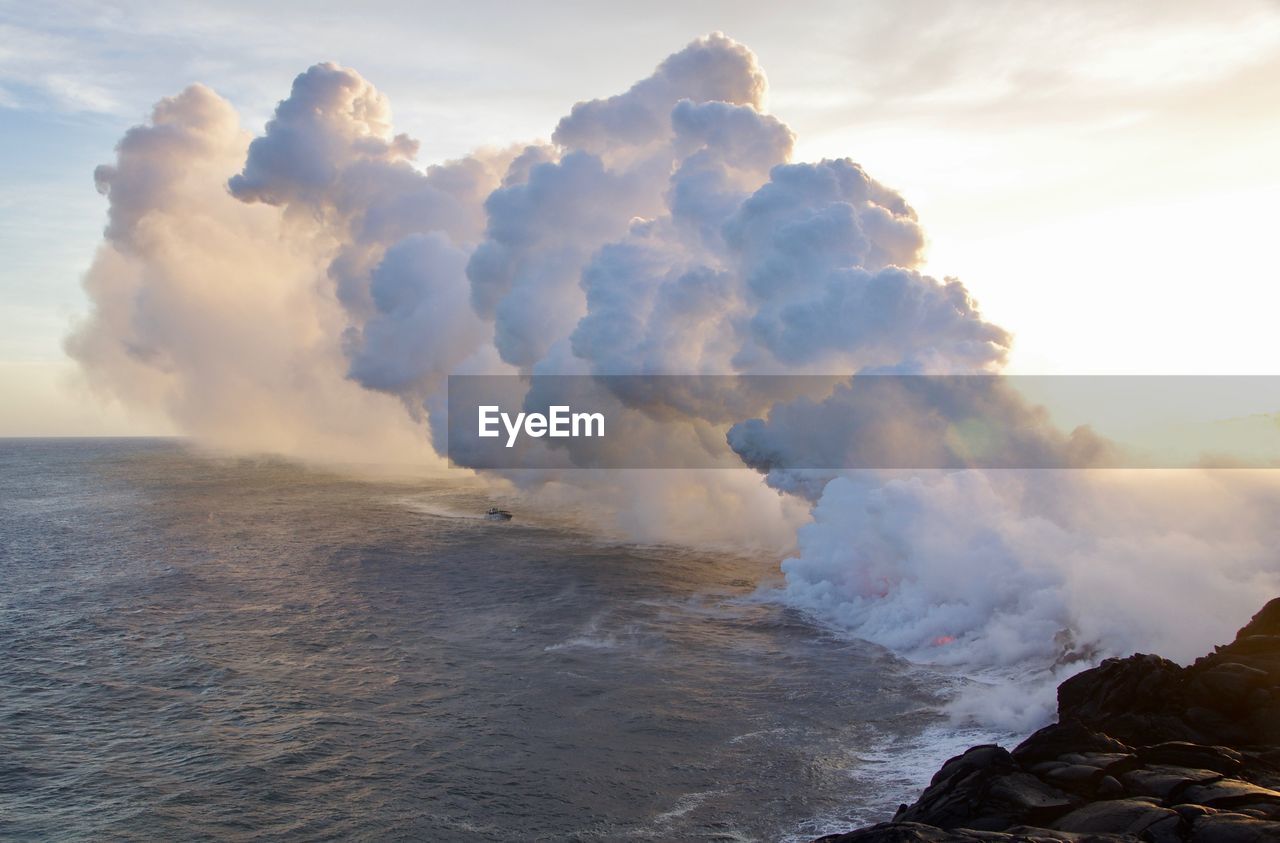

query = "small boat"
[485,507,513,521]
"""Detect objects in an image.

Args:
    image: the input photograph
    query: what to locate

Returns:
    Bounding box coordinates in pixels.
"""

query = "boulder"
[1050,799,1180,834]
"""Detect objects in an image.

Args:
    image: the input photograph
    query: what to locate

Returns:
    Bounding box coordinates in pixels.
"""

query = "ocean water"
[0,439,983,841]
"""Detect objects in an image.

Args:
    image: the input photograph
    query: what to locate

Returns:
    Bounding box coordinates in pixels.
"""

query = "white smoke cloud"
[551,31,767,157]
[65,84,436,463]
[784,468,1280,730]
[68,33,1280,732]
[225,61,509,414]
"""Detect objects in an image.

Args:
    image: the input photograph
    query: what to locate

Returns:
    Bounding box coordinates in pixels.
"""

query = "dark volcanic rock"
[893,746,1076,831]
[817,598,1280,842]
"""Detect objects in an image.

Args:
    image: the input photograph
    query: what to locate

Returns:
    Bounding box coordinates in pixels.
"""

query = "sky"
[2,0,1280,435]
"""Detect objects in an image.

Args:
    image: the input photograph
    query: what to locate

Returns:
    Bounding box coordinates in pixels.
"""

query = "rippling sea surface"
[0,439,979,842]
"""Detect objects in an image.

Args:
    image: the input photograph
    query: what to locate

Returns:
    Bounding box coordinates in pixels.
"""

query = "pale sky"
[3,0,1280,435]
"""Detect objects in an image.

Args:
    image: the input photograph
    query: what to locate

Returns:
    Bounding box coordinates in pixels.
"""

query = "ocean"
[0,439,992,841]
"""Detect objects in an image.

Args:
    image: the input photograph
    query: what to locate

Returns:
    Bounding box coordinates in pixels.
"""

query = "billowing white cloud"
[66,83,434,462]
[225,61,510,412]
[781,468,1280,730]
[552,31,767,156]
[68,34,1280,733]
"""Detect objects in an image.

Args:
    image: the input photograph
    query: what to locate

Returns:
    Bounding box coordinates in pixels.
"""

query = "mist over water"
[0,440,1010,841]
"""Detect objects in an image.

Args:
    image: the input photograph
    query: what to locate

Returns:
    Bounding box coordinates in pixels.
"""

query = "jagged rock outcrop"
[818,598,1280,842]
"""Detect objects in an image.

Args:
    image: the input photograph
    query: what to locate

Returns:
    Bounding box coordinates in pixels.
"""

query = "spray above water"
[68,33,1280,731]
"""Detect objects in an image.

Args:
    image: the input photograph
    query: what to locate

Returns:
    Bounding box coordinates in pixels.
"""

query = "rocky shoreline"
[819,598,1280,842]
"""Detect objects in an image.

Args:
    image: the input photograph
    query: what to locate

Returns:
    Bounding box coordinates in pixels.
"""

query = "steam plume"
[69,34,1280,730]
